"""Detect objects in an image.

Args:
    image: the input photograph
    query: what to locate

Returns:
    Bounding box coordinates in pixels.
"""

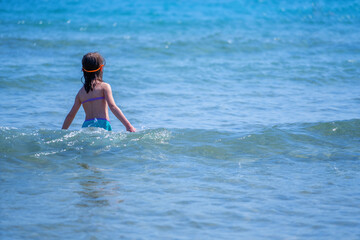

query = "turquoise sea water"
[1,0,360,239]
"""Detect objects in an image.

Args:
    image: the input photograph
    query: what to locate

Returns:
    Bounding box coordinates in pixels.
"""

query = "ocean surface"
[1,0,360,239]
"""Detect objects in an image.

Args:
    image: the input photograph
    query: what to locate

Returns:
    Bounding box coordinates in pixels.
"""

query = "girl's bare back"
[78,81,110,121]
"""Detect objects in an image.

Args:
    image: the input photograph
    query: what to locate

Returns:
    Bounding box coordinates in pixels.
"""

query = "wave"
[1,119,359,168]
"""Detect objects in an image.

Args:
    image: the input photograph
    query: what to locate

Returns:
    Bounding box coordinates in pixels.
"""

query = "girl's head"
[82,52,105,93]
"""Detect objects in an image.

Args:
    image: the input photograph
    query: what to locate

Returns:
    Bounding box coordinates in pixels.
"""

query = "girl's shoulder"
[99,82,111,90]
[100,81,110,86]
[76,86,86,100]
[77,86,85,95]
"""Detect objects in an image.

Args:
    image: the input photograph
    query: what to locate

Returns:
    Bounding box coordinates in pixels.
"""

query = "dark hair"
[82,52,105,93]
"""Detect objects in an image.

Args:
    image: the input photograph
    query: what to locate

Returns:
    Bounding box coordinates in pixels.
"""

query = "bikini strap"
[82,96,105,104]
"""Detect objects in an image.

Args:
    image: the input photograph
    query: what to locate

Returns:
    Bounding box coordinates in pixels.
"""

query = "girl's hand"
[127,125,136,132]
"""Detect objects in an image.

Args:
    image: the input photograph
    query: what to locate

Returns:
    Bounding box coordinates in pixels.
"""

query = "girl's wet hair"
[82,52,105,93]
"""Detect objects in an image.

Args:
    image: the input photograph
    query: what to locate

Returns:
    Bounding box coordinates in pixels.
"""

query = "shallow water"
[1,0,360,239]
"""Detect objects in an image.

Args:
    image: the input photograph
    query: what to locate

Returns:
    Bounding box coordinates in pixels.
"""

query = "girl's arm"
[62,94,81,129]
[104,83,136,132]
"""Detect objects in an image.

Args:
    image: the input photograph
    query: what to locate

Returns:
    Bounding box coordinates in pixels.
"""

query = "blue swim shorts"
[82,118,112,131]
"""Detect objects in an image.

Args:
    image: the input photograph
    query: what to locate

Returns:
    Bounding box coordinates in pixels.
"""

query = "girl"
[62,52,136,132]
